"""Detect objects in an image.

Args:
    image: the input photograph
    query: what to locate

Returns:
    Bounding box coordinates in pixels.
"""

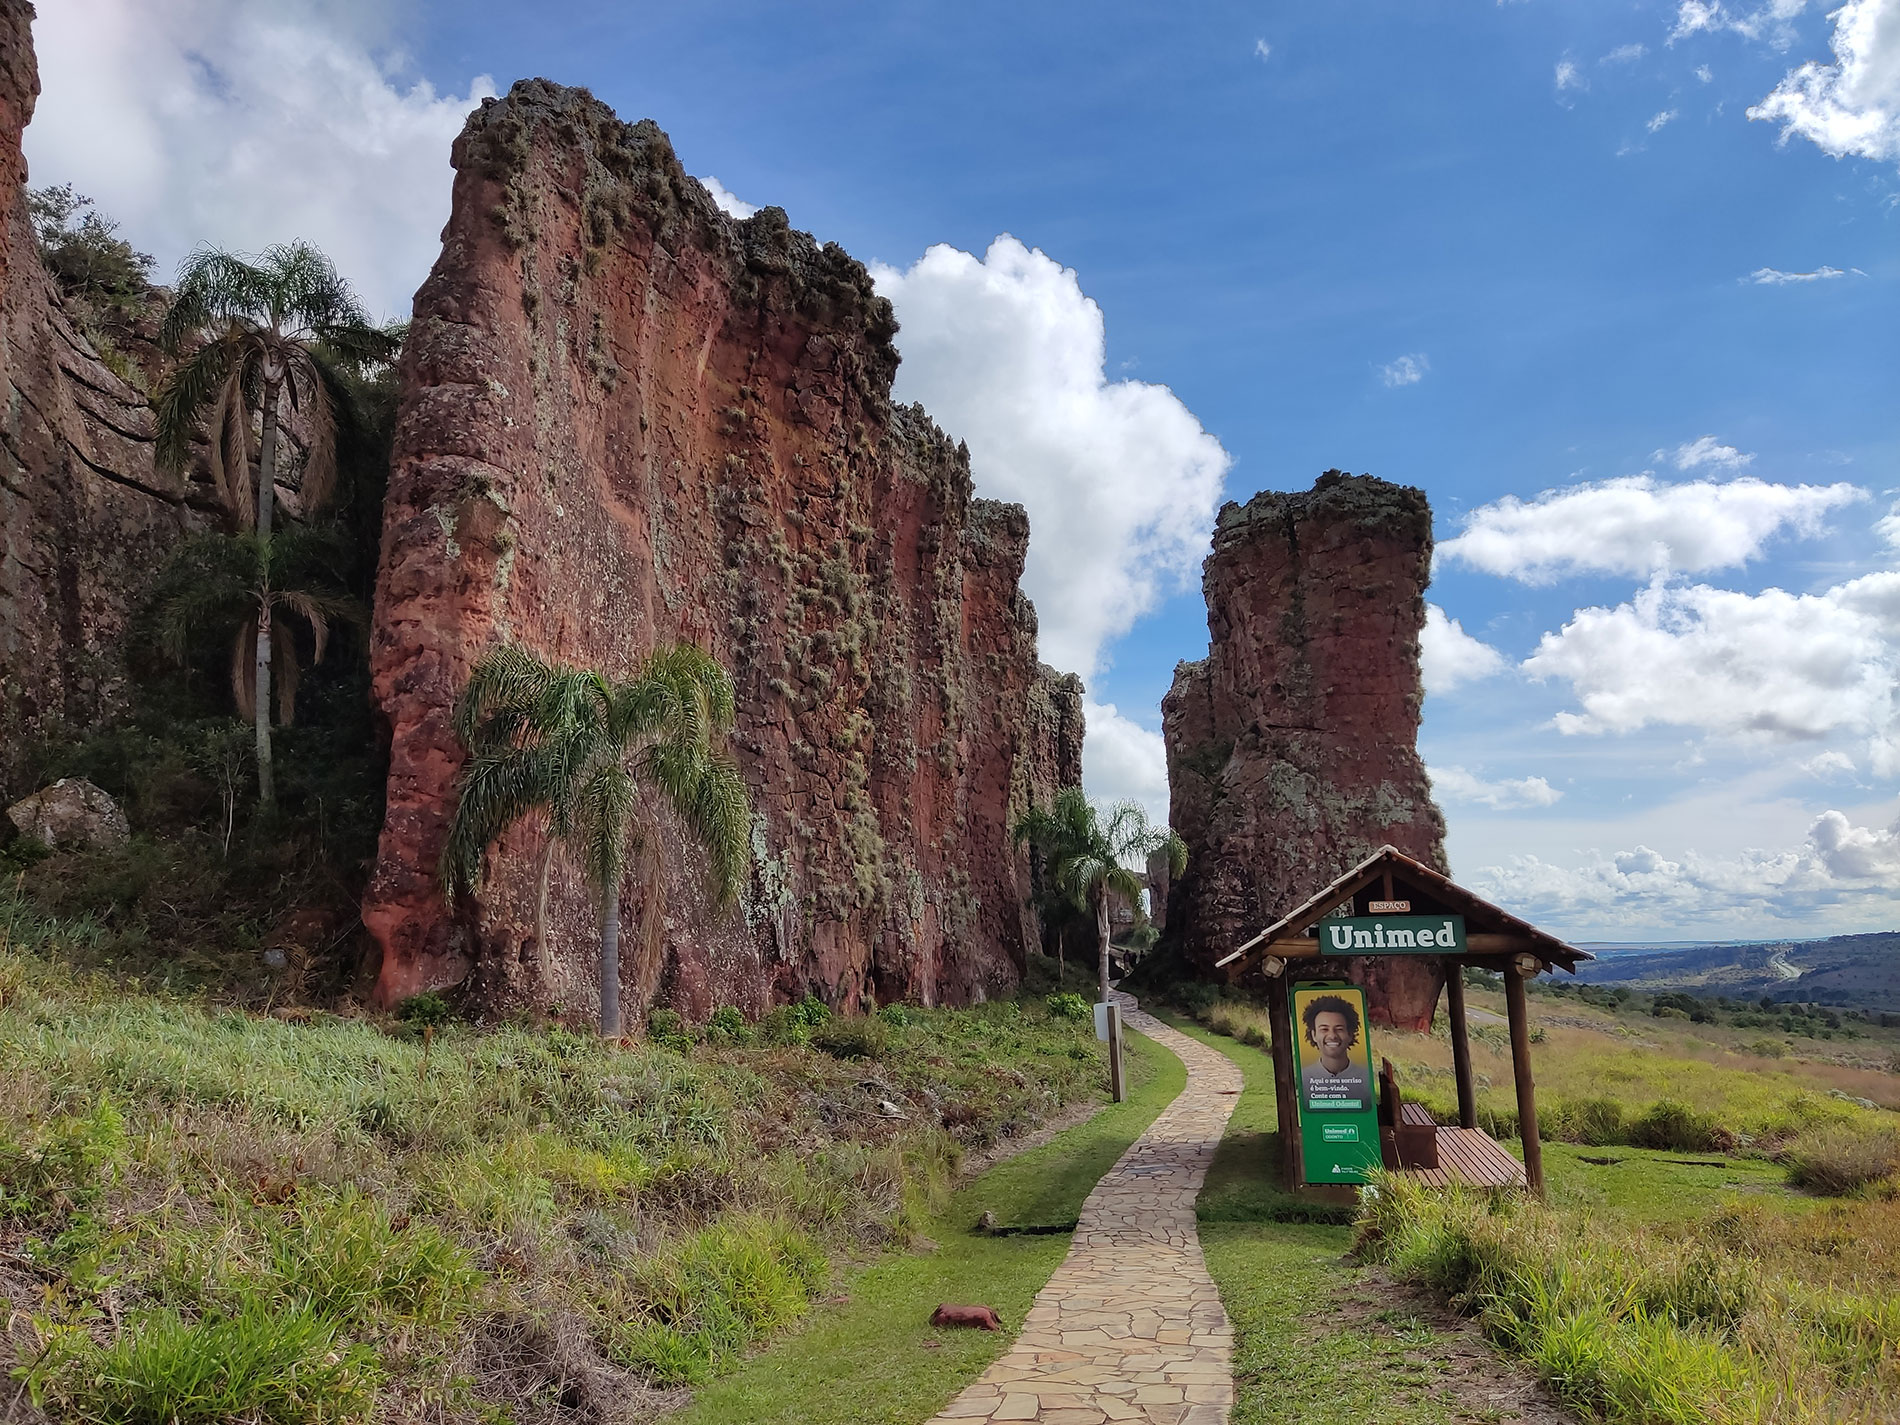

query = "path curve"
[926,995,1244,1425]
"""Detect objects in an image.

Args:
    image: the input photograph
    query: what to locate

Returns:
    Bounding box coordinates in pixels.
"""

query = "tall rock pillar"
[1162,470,1447,1029]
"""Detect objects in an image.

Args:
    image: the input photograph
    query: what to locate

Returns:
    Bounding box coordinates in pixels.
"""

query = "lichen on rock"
[362,79,1081,1019]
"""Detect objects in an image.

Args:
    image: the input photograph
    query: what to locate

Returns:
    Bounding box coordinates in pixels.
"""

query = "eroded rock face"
[0,1,205,796]
[364,81,1082,1016]
[1162,471,1447,1030]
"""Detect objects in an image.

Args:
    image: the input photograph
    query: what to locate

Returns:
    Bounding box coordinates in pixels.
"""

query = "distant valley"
[1573,931,1900,1013]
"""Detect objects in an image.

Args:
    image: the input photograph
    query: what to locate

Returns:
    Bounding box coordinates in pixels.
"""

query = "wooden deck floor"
[1396,1127,1527,1189]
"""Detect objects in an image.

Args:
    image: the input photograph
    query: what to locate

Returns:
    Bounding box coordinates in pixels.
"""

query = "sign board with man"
[1216,844,1595,1198]
[1289,984,1381,1184]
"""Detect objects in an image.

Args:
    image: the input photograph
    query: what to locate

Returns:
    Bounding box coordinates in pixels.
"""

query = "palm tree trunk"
[253,604,274,806]
[1056,923,1065,988]
[1096,884,1112,1003]
[534,834,556,991]
[600,879,623,1039]
[252,377,281,806]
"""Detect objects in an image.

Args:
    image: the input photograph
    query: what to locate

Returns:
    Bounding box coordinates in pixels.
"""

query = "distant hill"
[1574,932,1900,1012]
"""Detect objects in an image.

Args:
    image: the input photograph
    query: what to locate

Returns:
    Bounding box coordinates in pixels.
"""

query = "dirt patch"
[1310,1265,1577,1424]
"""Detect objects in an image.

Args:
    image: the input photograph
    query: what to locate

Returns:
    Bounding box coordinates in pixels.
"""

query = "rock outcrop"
[1162,471,1447,1030]
[0,0,206,797]
[5,776,128,849]
[364,81,1083,1016]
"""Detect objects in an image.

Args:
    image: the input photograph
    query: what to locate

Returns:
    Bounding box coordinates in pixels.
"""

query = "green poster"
[1290,983,1382,1185]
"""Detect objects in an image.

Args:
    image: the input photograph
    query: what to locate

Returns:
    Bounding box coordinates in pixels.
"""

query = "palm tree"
[153,243,398,804]
[441,643,752,1037]
[149,529,360,803]
[1014,788,1187,1003]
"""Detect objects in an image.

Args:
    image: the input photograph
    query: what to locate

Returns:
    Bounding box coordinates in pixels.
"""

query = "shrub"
[1239,1024,1269,1050]
[1627,1099,1733,1153]
[811,1016,889,1061]
[792,995,832,1027]
[1543,1096,1625,1146]
[647,1008,694,1051]
[615,1217,827,1384]
[759,1004,811,1046]
[395,991,453,1029]
[26,1303,378,1424]
[1044,992,1090,1022]
[1785,1124,1900,1196]
[706,1005,752,1043]
[876,1003,913,1028]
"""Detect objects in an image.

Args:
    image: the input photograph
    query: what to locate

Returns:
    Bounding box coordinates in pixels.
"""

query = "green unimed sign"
[1318,914,1466,955]
[1290,983,1382,1186]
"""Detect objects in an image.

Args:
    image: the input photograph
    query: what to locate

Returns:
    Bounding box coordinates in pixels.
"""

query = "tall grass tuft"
[1784,1123,1900,1196]
[1360,1176,1899,1423]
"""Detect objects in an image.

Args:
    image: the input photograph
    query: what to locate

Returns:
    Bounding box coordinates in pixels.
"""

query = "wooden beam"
[1504,965,1544,1197]
[1445,967,1477,1130]
[1267,975,1301,1190]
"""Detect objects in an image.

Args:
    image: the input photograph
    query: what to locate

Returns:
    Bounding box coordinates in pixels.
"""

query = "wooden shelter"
[1215,844,1591,1195]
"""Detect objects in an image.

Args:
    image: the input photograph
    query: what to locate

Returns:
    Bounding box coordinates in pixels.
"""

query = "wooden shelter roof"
[1216,843,1590,977]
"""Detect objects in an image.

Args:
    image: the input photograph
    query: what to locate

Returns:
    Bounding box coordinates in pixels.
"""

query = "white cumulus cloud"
[874,237,1229,679]
[1746,264,1863,282]
[25,0,495,320]
[1672,0,1813,49]
[1430,766,1563,810]
[1522,572,1900,757]
[1877,501,1900,549]
[1555,58,1587,97]
[1420,604,1508,693]
[1649,107,1682,131]
[1380,353,1430,388]
[1749,0,1900,163]
[1083,700,1173,829]
[1254,38,1272,61]
[1664,435,1754,470]
[1469,805,1900,932]
[698,176,758,219]
[1604,43,1650,64]
[1439,474,1863,583]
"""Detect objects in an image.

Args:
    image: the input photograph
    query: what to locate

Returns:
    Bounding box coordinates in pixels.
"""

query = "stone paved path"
[925,995,1244,1425]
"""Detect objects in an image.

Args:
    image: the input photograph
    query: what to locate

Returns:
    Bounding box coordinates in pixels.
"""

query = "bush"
[1542,1096,1625,1147]
[1784,1125,1900,1196]
[27,184,154,302]
[647,1008,694,1051]
[26,1302,378,1424]
[1044,992,1091,1022]
[395,991,453,1029]
[706,1006,752,1043]
[1627,1099,1733,1154]
[876,1003,913,1028]
[811,1016,889,1061]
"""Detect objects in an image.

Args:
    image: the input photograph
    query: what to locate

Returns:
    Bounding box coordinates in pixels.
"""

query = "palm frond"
[274,630,301,726]
[153,338,235,475]
[284,349,339,513]
[231,618,258,722]
[574,762,638,897]
[441,749,550,900]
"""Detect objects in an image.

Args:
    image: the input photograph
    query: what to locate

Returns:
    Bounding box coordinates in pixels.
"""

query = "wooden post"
[1446,965,1478,1130]
[1107,1003,1127,1103]
[1503,963,1545,1197]
[1267,975,1300,1189]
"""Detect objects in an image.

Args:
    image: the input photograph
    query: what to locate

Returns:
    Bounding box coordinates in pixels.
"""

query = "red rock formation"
[1163,471,1447,1030]
[364,81,1081,1017]
[0,0,208,795]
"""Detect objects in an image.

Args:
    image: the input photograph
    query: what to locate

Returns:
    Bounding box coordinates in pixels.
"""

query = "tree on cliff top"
[153,243,399,806]
[1014,788,1186,1004]
[442,643,752,1038]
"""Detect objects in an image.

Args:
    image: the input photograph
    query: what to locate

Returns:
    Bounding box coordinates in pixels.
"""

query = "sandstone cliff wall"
[1162,471,1447,1029]
[0,0,206,796]
[364,81,1082,1016]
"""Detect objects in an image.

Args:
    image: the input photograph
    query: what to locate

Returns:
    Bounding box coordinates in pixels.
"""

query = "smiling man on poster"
[1298,992,1371,1112]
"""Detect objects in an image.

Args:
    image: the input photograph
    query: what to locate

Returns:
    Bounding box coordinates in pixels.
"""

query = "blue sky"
[27,0,1900,940]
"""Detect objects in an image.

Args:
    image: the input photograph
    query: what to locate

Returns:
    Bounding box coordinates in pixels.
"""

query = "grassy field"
[1171,985,1900,1425]
[0,909,1142,1425]
[675,1032,1181,1425]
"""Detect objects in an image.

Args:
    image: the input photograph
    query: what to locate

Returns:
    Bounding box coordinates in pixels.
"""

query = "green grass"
[676,1031,1183,1425]
[1164,1017,1467,1425]
[0,928,1131,1422]
[1172,996,1900,1425]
